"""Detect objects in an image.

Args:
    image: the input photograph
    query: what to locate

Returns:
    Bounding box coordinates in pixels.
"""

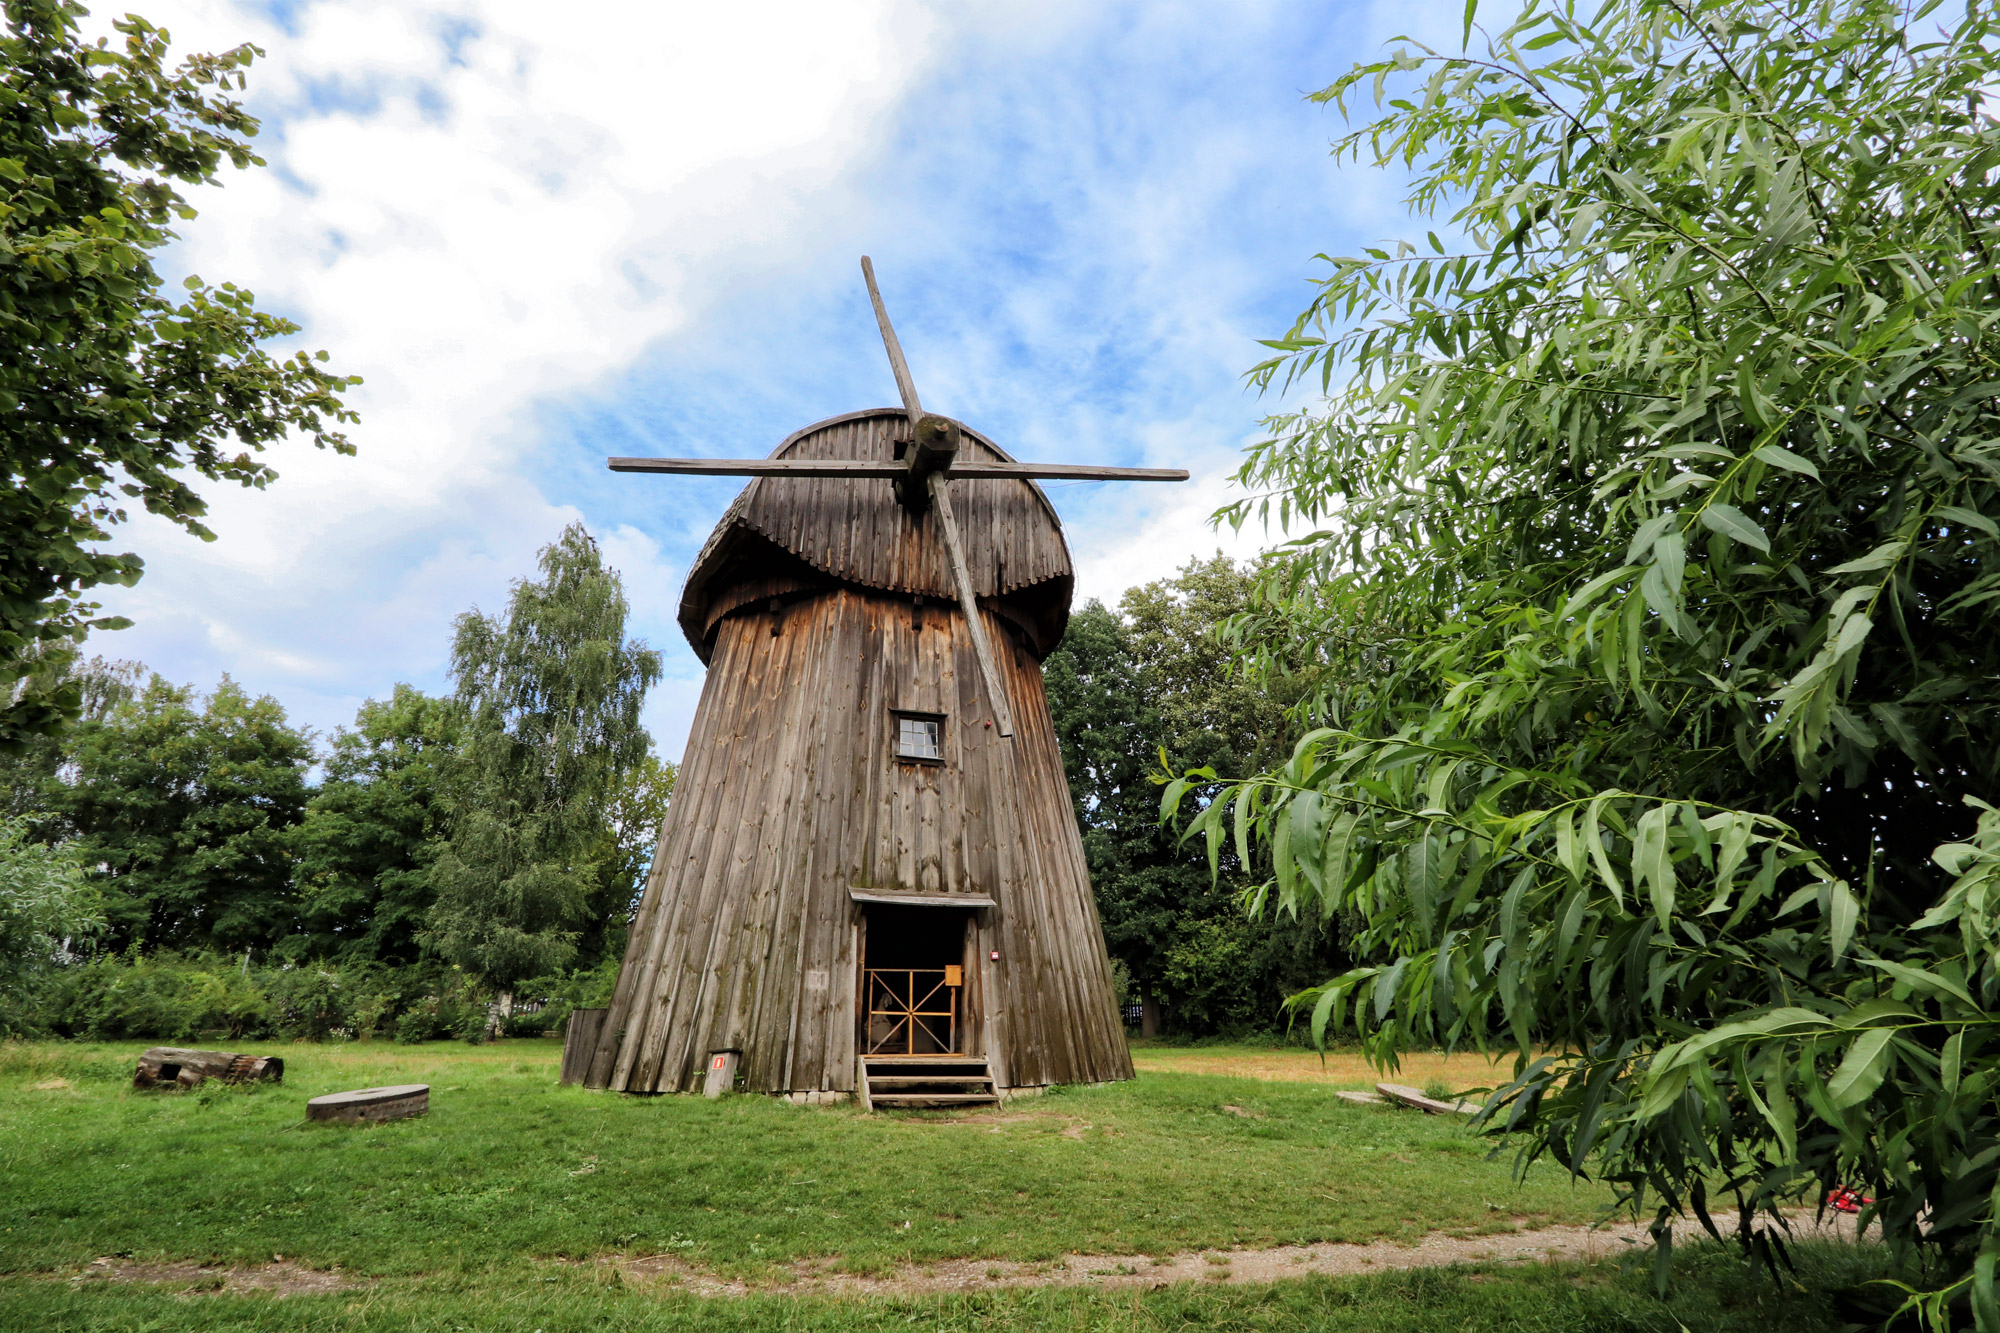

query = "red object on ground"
[1826,1187,1874,1213]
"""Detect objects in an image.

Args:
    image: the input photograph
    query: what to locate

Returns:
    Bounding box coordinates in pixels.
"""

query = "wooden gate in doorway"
[864,965,961,1055]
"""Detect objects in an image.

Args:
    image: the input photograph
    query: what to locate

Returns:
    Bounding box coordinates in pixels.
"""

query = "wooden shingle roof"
[678,409,1074,660]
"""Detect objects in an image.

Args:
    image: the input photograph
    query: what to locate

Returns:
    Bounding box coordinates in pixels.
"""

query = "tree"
[290,684,457,965]
[0,0,358,749]
[425,524,662,1002]
[0,654,143,817]
[32,672,311,952]
[1046,556,1339,1036]
[595,749,675,964]
[0,814,98,1029]
[1171,0,2000,1316]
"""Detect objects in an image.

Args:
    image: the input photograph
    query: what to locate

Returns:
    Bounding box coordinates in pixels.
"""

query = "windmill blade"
[861,256,923,422]
[928,471,1016,739]
[608,456,1190,482]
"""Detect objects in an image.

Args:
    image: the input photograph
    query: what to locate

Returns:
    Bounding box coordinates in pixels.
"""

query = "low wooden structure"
[572,260,1185,1103]
[133,1047,283,1090]
[306,1084,429,1124]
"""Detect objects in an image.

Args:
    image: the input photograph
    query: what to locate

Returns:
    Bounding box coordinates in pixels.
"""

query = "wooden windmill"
[569,260,1186,1107]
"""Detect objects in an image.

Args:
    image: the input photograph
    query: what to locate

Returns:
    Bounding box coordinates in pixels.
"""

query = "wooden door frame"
[854,903,980,1057]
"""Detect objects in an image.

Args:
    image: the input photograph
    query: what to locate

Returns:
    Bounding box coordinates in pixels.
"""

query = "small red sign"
[711,1055,726,1070]
[989,950,1000,960]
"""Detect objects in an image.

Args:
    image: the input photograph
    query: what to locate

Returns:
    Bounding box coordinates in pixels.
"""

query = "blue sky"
[89,0,1468,759]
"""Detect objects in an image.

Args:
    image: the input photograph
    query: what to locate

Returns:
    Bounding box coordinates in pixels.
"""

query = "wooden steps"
[862,1054,999,1110]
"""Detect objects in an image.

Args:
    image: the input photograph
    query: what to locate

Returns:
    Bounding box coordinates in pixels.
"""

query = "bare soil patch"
[604,1213,1866,1299]
[1130,1047,1516,1088]
[60,1256,361,1296]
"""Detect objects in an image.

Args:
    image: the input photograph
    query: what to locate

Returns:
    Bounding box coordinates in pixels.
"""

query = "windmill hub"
[895,413,960,512]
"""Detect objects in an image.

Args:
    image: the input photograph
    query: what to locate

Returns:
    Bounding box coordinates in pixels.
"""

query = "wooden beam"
[607,456,1189,482]
[861,256,924,422]
[928,471,1016,739]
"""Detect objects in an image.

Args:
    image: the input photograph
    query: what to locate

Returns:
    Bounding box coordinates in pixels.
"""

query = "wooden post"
[560,1008,609,1086]
[702,1050,741,1098]
[927,471,1015,738]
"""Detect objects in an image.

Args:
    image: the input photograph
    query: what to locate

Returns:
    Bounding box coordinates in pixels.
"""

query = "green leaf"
[1637,1065,1690,1121]
[1826,541,1906,575]
[1857,957,1979,1008]
[1939,505,2000,539]
[1828,882,1858,960]
[1698,503,1771,553]
[1560,566,1641,620]
[1585,796,1625,909]
[1633,805,1675,927]
[1753,444,1821,480]
[1826,1027,1894,1110]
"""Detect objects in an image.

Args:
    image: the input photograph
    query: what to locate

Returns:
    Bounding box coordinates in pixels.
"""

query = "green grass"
[0,1040,1901,1330]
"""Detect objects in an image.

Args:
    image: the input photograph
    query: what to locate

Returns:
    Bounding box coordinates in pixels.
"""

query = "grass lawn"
[0,1038,1897,1330]
[1128,1038,1522,1088]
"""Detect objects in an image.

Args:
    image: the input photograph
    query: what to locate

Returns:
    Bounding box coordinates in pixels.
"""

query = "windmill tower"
[570,261,1185,1106]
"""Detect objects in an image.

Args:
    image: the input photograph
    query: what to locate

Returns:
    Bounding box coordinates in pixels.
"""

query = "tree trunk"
[1140,988,1160,1039]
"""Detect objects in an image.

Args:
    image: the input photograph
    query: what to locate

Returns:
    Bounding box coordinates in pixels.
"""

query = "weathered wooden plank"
[1376,1082,1478,1114]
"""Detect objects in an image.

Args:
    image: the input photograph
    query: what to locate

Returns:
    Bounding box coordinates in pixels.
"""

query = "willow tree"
[426,526,662,1009]
[1174,0,2000,1320]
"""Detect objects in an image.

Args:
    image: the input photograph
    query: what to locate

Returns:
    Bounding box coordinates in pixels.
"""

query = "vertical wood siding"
[584,585,1132,1094]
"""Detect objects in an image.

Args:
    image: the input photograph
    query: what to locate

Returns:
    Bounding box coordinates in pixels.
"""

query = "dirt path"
[607,1212,1866,1298]
[56,1214,1866,1300]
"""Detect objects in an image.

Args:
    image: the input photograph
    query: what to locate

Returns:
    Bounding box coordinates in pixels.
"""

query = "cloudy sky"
[89,0,1464,759]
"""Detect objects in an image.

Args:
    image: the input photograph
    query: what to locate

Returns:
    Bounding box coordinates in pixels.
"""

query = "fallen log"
[133,1047,284,1091]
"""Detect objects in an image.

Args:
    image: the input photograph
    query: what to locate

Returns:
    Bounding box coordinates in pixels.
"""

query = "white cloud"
[78,0,1488,756]
[92,0,936,744]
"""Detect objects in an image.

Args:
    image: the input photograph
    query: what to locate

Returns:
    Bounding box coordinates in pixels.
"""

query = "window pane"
[896,716,941,760]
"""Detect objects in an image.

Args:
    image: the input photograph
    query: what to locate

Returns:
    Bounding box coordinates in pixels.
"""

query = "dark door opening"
[861,904,970,1055]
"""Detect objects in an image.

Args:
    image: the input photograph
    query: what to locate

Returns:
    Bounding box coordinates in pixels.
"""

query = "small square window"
[894,712,943,763]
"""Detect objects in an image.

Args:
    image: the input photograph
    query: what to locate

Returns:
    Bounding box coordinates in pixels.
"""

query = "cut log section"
[133,1047,283,1091]
[1375,1082,1480,1115]
[306,1084,430,1124]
